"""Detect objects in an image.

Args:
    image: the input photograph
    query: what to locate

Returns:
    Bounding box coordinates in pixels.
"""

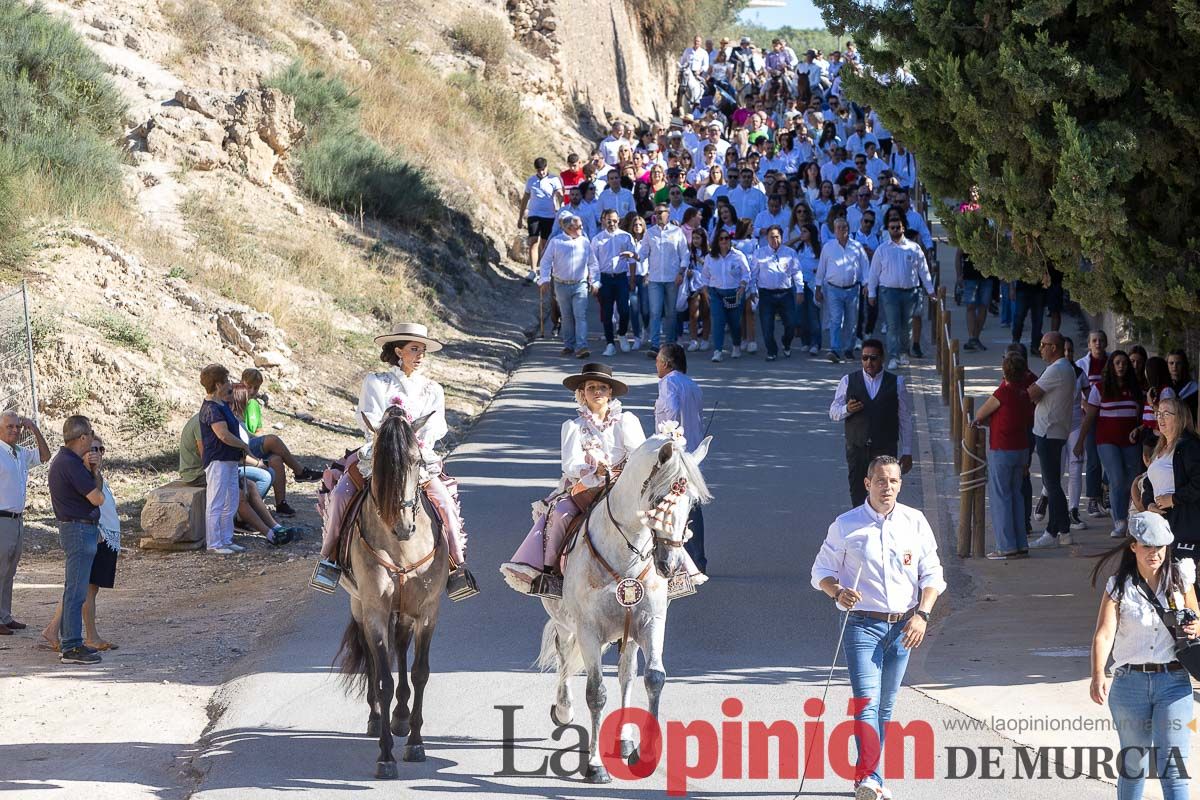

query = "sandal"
[85,640,117,651]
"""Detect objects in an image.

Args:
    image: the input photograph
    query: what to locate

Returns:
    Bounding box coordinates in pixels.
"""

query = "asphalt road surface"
[188,320,1115,799]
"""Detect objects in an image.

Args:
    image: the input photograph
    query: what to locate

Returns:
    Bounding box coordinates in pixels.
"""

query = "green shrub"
[93,311,151,353]
[123,384,169,435]
[448,16,509,73]
[266,61,359,138]
[28,312,60,353]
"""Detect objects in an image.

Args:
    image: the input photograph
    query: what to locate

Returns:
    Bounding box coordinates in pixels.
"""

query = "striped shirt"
[1087,385,1141,446]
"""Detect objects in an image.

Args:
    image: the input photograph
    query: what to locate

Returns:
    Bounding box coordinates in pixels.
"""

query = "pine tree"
[817,0,1200,330]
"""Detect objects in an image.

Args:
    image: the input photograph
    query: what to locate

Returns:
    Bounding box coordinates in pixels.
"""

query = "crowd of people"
[518,36,936,371]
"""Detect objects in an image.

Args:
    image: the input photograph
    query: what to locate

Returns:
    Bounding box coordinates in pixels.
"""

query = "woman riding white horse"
[500,362,706,598]
[312,322,477,599]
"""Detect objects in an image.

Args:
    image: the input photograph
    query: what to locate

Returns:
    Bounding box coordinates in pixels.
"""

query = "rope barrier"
[958,438,987,492]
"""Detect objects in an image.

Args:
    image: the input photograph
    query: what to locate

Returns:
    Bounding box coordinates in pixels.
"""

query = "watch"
[913,609,930,622]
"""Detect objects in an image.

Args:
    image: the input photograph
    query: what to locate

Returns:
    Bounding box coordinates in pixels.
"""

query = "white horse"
[536,432,711,783]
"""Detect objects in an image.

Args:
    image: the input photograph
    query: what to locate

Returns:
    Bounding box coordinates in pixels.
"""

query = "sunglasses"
[90,445,106,454]
[862,354,881,361]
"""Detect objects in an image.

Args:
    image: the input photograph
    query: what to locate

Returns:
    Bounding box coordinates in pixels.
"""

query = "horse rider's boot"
[310,559,342,594]
[447,563,480,601]
[530,567,563,599]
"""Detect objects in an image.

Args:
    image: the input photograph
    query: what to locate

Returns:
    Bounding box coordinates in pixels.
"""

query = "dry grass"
[448,15,509,74]
[163,0,270,59]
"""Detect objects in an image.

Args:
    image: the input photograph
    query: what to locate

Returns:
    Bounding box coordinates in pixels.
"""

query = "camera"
[1175,608,1198,626]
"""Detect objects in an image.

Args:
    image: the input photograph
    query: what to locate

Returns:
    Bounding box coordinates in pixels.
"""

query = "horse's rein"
[358,477,438,586]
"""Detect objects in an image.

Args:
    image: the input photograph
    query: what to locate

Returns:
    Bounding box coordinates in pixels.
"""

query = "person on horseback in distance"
[311,323,478,599]
[500,362,706,599]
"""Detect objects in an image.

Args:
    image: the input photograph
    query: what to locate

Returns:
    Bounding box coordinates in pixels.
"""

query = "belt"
[759,287,793,294]
[1125,661,1183,673]
[553,277,583,285]
[0,510,21,519]
[57,518,98,526]
[852,607,915,624]
[827,282,860,290]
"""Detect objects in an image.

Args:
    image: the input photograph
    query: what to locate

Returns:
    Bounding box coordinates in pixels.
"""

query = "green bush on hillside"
[266,62,442,226]
[0,0,126,267]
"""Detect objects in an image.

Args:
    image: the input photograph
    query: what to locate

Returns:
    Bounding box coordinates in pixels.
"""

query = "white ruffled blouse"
[561,401,646,489]
[357,367,448,469]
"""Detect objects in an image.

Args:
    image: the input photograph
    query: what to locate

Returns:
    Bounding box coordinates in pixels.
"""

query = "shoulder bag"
[1134,574,1200,680]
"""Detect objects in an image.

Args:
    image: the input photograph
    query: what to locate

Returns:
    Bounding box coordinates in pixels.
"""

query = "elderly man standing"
[1028,331,1078,549]
[538,214,598,359]
[817,218,870,363]
[47,415,106,665]
[811,455,945,800]
[655,343,707,573]
[0,412,50,637]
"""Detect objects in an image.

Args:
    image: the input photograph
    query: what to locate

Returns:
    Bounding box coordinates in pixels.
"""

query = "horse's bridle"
[602,459,689,561]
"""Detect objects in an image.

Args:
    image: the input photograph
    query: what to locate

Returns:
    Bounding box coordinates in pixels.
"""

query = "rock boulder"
[139,481,206,551]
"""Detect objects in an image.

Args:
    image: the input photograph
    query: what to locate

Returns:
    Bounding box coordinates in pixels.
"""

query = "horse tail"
[536,619,583,675]
[334,618,370,696]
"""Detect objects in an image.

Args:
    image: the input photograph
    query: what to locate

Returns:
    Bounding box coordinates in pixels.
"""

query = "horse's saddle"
[555,480,614,566]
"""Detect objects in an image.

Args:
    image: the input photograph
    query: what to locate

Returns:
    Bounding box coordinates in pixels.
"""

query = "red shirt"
[989,380,1035,450]
[560,168,585,192]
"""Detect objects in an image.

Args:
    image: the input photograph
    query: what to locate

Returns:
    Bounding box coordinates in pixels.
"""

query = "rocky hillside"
[14,0,675,516]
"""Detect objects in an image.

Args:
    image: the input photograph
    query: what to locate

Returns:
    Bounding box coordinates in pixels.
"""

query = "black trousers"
[684,505,706,574]
[847,443,898,507]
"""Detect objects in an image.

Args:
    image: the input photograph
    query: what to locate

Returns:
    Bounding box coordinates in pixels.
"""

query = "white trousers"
[205,460,239,550]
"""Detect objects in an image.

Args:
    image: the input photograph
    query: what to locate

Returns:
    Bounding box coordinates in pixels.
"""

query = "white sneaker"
[886,358,899,370]
[602,343,616,357]
[619,338,631,353]
[899,354,911,366]
[1111,519,1128,538]
[731,345,742,359]
[747,341,758,354]
[783,347,792,357]
[209,547,235,555]
[228,543,246,552]
[687,339,700,352]
[631,336,642,350]
[711,351,724,362]
[1059,532,1074,545]
[1069,508,1086,530]
[809,345,820,356]
[1029,531,1060,549]
[698,339,710,351]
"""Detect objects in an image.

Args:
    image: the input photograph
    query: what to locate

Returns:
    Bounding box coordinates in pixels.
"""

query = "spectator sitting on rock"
[241,367,269,420]
[227,381,321,517]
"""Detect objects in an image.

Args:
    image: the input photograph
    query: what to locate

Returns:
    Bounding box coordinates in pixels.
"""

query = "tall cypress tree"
[818,0,1200,329]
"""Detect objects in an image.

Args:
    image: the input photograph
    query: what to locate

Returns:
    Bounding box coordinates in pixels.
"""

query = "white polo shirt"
[0,444,41,513]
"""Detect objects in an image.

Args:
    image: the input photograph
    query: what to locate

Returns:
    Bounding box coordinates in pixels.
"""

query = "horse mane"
[371,410,420,529]
[639,436,711,505]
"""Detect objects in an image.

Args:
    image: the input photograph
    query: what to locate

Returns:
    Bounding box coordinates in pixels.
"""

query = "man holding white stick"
[810,455,946,800]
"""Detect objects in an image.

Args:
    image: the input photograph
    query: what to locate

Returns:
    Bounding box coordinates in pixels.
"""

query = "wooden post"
[941,314,954,404]
[950,350,962,472]
[958,395,975,557]
[935,298,943,372]
[953,362,965,473]
[972,417,988,557]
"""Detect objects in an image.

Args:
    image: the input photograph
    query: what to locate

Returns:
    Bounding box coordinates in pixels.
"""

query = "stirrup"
[446,565,480,601]
[310,559,342,594]
[530,571,563,599]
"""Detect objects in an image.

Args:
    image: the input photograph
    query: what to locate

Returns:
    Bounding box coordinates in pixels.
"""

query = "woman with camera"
[1090,511,1199,800]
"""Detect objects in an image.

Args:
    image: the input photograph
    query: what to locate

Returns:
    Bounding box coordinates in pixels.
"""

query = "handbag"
[1134,574,1200,680]
[720,292,741,311]
[675,281,690,313]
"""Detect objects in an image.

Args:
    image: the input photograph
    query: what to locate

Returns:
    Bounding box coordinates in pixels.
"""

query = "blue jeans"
[845,614,912,787]
[58,521,99,652]
[878,286,916,359]
[796,285,821,348]
[1108,667,1193,800]
[961,278,994,309]
[987,448,1028,553]
[999,280,1013,325]
[1035,435,1069,535]
[553,280,590,352]
[824,283,859,352]
[646,280,678,349]
[629,277,649,338]
[1098,443,1141,523]
[239,465,274,499]
[757,289,796,357]
[598,273,630,344]
[684,505,706,573]
[707,287,742,351]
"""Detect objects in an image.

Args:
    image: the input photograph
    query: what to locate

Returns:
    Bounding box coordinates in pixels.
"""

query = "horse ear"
[361,414,377,435]
[412,411,435,432]
[691,435,712,464]
[657,440,674,464]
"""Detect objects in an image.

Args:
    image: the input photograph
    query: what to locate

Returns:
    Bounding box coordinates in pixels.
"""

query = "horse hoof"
[375,761,398,779]
[366,716,381,737]
[584,764,612,784]
[391,718,410,737]
[550,704,573,727]
[402,744,426,763]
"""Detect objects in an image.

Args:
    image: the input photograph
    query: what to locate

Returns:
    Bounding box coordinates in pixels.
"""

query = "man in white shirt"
[599,121,627,167]
[597,170,635,220]
[639,204,690,355]
[538,215,599,359]
[863,141,886,182]
[867,212,935,369]
[655,343,708,572]
[749,226,803,361]
[846,186,880,234]
[821,147,856,184]
[888,142,918,189]
[517,157,563,288]
[811,454,944,800]
[845,121,880,156]
[1029,332,1078,549]
[817,219,870,362]
[728,169,768,223]
[697,123,731,165]
[592,209,638,357]
[679,35,710,76]
[751,194,790,245]
[0,412,50,635]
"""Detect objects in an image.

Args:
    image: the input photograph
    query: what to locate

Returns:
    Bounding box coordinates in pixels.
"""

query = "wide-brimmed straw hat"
[562,362,628,397]
[373,322,443,352]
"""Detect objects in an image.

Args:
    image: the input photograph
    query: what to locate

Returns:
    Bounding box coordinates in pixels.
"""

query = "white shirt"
[655,371,704,453]
[591,229,637,275]
[702,250,750,290]
[539,234,599,286]
[598,187,635,219]
[749,244,803,292]
[867,237,934,298]
[680,47,709,74]
[1107,559,1195,668]
[811,501,947,614]
[667,201,689,225]
[1033,357,1076,440]
[816,238,869,288]
[846,202,880,234]
[829,370,914,456]
[0,443,40,513]
[853,229,880,254]
[562,403,646,489]
[845,132,879,156]
[889,150,918,187]
[728,186,768,222]
[865,156,886,182]
[524,174,562,218]
[599,136,624,167]
[752,207,791,244]
[357,368,448,469]
[639,224,690,283]
[1148,452,1176,497]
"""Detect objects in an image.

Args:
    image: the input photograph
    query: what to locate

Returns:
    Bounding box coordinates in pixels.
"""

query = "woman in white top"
[699,164,729,204]
[1143,397,1200,582]
[702,227,750,362]
[501,364,646,598]
[621,212,650,350]
[1090,511,1197,800]
[312,323,477,598]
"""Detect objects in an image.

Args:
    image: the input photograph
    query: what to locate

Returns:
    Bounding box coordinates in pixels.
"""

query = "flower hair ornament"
[657,419,688,449]
[387,395,415,424]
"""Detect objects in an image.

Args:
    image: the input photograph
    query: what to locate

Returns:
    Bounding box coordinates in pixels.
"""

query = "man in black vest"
[829,338,914,506]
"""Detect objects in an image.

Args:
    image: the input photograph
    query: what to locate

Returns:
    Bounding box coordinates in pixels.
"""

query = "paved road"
[188,318,1115,798]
